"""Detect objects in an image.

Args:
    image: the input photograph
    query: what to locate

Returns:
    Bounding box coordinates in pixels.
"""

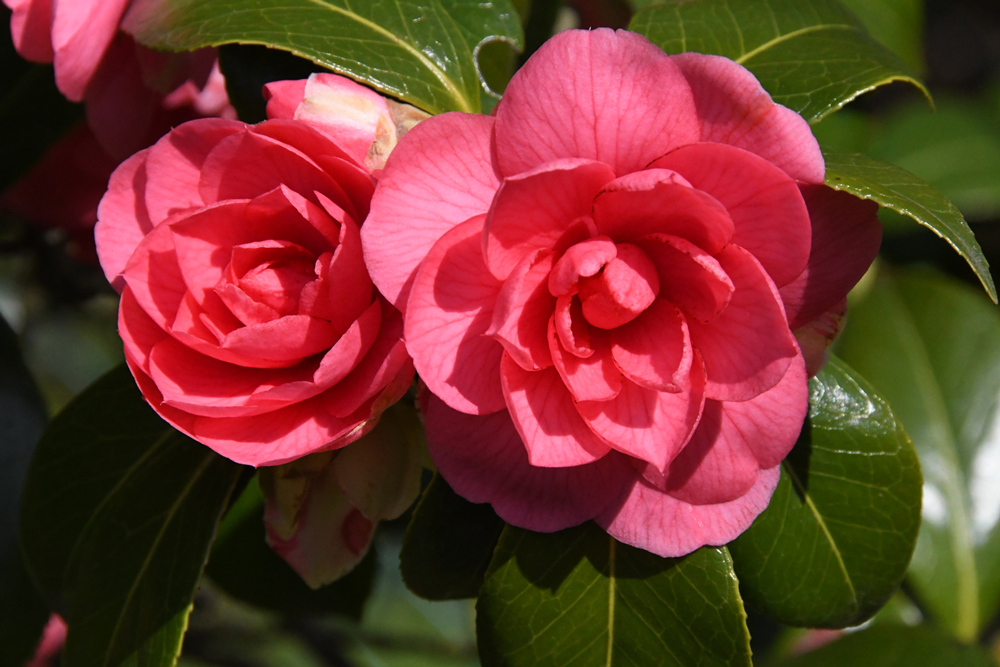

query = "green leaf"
[206,476,377,617]
[729,356,922,628]
[122,0,506,114]
[823,150,996,303]
[20,364,245,667]
[400,474,505,600]
[770,624,996,667]
[0,5,83,191]
[837,266,1000,642]
[628,0,930,124]
[0,314,50,666]
[838,0,923,73]
[476,523,751,667]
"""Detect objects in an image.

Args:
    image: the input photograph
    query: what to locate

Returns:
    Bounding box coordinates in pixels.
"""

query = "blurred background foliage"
[3,0,1000,664]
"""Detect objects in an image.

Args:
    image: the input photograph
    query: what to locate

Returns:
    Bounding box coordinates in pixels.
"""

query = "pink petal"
[577,242,660,329]
[500,353,612,466]
[610,299,692,392]
[688,245,798,402]
[780,184,882,329]
[547,236,618,297]
[721,351,808,468]
[263,79,306,120]
[143,118,244,223]
[597,465,781,558]
[487,249,556,371]
[794,300,845,378]
[651,143,811,287]
[577,356,706,471]
[552,294,594,358]
[8,0,54,62]
[50,0,129,100]
[655,401,760,505]
[592,169,735,255]
[118,285,169,372]
[494,28,700,177]
[548,319,622,402]
[423,393,636,532]
[244,185,341,255]
[404,216,505,415]
[168,200,252,305]
[95,149,153,291]
[361,112,500,310]
[219,315,339,365]
[635,234,734,323]
[121,218,187,331]
[483,158,615,280]
[670,53,824,184]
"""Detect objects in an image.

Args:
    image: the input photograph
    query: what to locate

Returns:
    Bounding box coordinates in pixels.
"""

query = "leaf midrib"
[735,23,856,65]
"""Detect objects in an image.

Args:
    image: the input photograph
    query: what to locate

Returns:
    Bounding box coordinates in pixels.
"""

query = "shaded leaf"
[771,624,996,667]
[477,523,751,667]
[629,0,929,124]
[20,364,245,667]
[824,150,996,302]
[839,0,923,73]
[729,356,922,628]
[838,266,1000,642]
[0,314,50,666]
[123,0,511,114]
[400,473,505,600]
[206,476,377,617]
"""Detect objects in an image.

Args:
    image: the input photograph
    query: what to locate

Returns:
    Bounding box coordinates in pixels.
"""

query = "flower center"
[576,242,659,329]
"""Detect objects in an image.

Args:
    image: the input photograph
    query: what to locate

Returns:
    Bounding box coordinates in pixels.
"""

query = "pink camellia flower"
[95,74,417,467]
[361,29,882,557]
[3,0,235,158]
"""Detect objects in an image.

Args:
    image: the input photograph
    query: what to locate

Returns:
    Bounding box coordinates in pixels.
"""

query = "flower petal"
[8,0,54,62]
[494,28,699,177]
[500,353,612,467]
[362,112,501,310]
[780,184,882,329]
[405,216,505,414]
[96,149,153,291]
[549,319,622,402]
[596,465,781,558]
[670,52,824,184]
[483,158,615,280]
[688,245,798,401]
[487,249,556,371]
[635,234,734,322]
[610,299,692,392]
[424,393,636,532]
[652,142,812,287]
[50,0,129,100]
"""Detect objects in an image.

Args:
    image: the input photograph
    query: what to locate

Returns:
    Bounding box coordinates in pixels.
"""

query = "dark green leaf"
[477,523,751,667]
[838,266,1000,642]
[0,5,83,191]
[206,476,377,617]
[0,314,50,666]
[400,473,505,600]
[729,356,922,628]
[123,0,499,114]
[629,0,929,124]
[218,44,328,123]
[771,624,996,667]
[20,364,245,667]
[823,150,996,302]
[838,0,924,73]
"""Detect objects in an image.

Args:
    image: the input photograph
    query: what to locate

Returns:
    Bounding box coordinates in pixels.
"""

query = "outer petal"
[483,159,615,280]
[597,465,781,558]
[780,184,882,329]
[652,143,812,287]
[262,78,307,121]
[362,112,501,310]
[423,393,636,532]
[50,0,129,100]
[7,0,54,61]
[95,149,153,291]
[487,249,556,371]
[494,28,700,177]
[670,52,824,184]
[404,216,505,415]
[577,356,706,471]
[500,353,613,467]
[688,245,798,402]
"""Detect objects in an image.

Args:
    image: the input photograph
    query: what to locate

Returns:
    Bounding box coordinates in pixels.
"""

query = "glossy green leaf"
[838,266,1000,642]
[729,356,922,628]
[477,523,751,667]
[0,5,83,190]
[629,0,929,124]
[839,0,923,73]
[771,624,996,667]
[206,476,377,616]
[400,473,505,600]
[823,150,996,302]
[123,0,520,114]
[20,364,245,667]
[0,314,50,666]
